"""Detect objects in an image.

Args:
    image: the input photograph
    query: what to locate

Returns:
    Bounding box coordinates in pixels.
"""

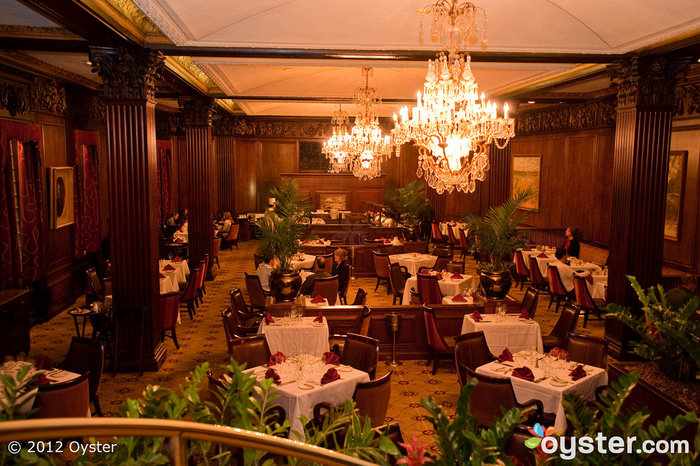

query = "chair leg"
[93,396,103,417]
[555,297,561,314]
[548,294,554,309]
[583,308,589,328]
[432,351,439,375]
[375,277,381,292]
[172,327,180,349]
[215,257,220,268]
[187,301,194,320]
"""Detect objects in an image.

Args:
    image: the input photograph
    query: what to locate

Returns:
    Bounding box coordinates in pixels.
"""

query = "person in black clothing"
[299,257,331,295]
[562,227,580,258]
[332,248,350,298]
[665,275,698,312]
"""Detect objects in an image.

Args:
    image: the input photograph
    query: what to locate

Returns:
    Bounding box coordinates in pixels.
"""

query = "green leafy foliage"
[390,181,431,226]
[605,276,700,379]
[256,177,312,273]
[462,190,532,272]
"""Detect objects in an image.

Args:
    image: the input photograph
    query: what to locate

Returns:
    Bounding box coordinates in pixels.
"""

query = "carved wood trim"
[213,114,334,138]
[515,98,616,135]
[90,47,164,101]
[609,55,691,109]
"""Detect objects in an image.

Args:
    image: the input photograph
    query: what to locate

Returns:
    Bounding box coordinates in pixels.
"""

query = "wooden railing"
[0,418,374,466]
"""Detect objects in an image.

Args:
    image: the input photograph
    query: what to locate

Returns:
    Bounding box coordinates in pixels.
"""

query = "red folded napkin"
[384,239,391,244]
[537,252,548,258]
[313,312,324,323]
[435,272,443,280]
[470,310,483,322]
[549,347,570,361]
[450,273,463,279]
[264,368,281,384]
[159,273,166,279]
[451,223,457,227]
[569,364,587,381]
[35,355,52,370]
[323,351,340,365]
[321,367,340,385]
[317,240,325,245]
[175,238,183,243]
[498,348,514,362]
[172,256,183,262]
[163,264,175,271]
[585,274,593,284]
[511,366,535,382]
[265,312,275,325]
[36,374,50,387]
[452,294,467,302]
[420,269,431,275]
[267,351,286,366]
[519,308,530,319]
[311,295,325,304]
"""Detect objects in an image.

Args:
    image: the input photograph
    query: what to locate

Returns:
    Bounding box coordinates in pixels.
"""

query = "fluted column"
[605,55,689,359]
[179,97,214,274]
[90,46,166,372]
[488,140,511,208]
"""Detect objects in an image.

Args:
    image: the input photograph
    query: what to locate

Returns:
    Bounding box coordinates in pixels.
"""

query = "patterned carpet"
[29,239,605,449]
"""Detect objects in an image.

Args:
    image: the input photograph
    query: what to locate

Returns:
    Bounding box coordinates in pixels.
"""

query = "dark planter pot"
[270,271,302,303]
[657,356,698,382]
[479,269,512,300]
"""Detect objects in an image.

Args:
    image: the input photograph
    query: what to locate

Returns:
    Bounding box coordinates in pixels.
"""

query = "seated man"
[552,247,576,299]
[665,275,698,311]
[299,257,331,296]
[256,256,280,293]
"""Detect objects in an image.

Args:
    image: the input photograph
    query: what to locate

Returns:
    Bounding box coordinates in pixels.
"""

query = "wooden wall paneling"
[234,138,259,214]
[488,140,511,208]
[592,131,615,246]
[563,134,597,237]
[260,140,298,210]
[352,189,384,212]
[210,136,218,216]
[174,136,187,211]
[216,136,235,213]
[287,172,386,210]
[98,127,109,242]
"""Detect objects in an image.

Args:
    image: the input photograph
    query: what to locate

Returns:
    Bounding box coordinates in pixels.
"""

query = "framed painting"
[318,192,349,210]
[512,155,541,210]
[49,166,75,229]
[664,150,686,241]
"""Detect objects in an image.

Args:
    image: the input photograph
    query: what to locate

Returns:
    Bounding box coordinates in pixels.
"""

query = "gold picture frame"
[49,166,74,229]
[664,150,686,241]
[512,155,541,210]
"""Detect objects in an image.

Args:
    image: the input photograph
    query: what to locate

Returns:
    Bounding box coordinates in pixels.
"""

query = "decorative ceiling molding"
[78,0,170,44]
[0,24,79,40]
[212,114,333,139]
[163,56,219,94]
[215,99,238,115]
[130,0,189,45]
[0,50,100,90]
[515,97,616,135]
[498,64,608,100]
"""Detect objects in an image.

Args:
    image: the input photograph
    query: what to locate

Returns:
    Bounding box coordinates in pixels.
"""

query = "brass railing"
[0,418,376,466]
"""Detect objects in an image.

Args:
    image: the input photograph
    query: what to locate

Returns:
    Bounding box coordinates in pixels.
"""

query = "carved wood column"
[179,97,214,274]
[90,47,166,372]
[604,55,689,359]
[488,140,511,208]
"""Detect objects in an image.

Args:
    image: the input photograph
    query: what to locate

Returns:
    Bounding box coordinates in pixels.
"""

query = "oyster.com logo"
[525,423,555,450]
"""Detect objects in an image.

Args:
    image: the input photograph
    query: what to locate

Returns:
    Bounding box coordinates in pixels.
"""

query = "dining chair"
[464,367,543,428]
[546,264,569,313]
[222,307,246,351]
[85,267,106,303]
[60,337,104,417]
[446,260,465,274]
[504,426,538,466]
[431,245,451,257]
[542,304,580,352]
[388,263,410,305]
[338,265,352,304]
[229,289,264,332]
[179,266,199,320]
[159,292,181,349]
[228,334,271,368]
[417,274,442,305]
[312,252,334,273]
[528,256,549,292]
[432,255,452,272]
[351,288,367,305]
[313,371,392,428]
[211,237,222,269]
[454,331,497,386]
[458,228,471,259]
[573,275,605,327]
[244,272,268,312]
[194,258,206,306]
[373,251,392,293]
[341,333,379,379]
[409,288,422,304]
[513,250,530,290]
[223,223,240,250]
[446,225,459,254]
[311,275,339,305]
[423,305,456,375]
[430,221,446,246]
[566,333,608,368]
[520,287,539,319]
[33,372,90,418]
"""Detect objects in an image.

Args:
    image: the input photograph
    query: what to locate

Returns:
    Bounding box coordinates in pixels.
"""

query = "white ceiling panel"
[0,0,62,27]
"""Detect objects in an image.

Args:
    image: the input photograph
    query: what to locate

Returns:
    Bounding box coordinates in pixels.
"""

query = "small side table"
[68,307,95,337]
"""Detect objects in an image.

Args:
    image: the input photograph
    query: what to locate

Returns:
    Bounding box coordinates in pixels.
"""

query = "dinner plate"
[298,382,315,390]
[312,323,325,327]
[549,380,569,387]
[253,368,267,375]
[337,365,353,372]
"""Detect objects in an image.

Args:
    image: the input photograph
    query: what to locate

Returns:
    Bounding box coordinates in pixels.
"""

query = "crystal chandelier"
[322,105,352,173]
[324,68,392,180]
[391,0,515,194]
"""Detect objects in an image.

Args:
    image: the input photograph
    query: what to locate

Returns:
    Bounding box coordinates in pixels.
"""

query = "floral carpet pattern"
[29,239,605,449]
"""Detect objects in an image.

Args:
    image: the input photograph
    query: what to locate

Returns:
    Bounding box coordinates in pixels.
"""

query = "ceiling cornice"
[496,64,609,101]
[163,56,219,95]
[0,50,100,90]
[77,0,171,45]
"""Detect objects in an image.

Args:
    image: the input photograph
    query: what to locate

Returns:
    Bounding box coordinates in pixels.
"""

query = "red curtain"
[156,140,172,223]
[70,130,100,259]
[0,119,43,288]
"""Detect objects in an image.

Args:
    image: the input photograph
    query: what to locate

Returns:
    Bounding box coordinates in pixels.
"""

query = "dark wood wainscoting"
[283,172,385,211]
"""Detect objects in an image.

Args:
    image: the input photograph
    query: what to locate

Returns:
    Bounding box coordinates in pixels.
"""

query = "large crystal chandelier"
[324,68,392,180]
[391,0,515,194]
[322,105,352,173]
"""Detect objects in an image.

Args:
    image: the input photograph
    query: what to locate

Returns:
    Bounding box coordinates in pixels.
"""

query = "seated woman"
[218,211,233,236]
[332,248,350,297]
[165,212,178,227]
[562,226,580,258]
[256,256,280,293]
[300,257,331,296]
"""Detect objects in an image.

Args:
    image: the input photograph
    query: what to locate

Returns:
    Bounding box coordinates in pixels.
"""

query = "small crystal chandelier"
[392,0,515,194]
[322,105,352,173]
[324,68,392,180]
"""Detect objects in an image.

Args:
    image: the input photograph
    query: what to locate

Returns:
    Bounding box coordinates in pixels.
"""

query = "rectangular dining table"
[246,358,369,440]
[0,361,82,414]
[259,316,330,358]
[389,253,437,276]
[461,314,543,355]
[476,350,607,433]
[402,272,478,305]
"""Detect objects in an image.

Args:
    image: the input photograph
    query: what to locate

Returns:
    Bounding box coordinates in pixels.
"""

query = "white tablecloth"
[402,273,478,305]
[259,317,330,357]
[569,260,602,274]
[159,259,190,284]
[441,296,475,305]
[302,239,331,246]
[461,314,544,355]
[520,250,557,277]
[586,274,608,300]
[439,222,467,238]
[247,358,369,440]
[291,254,315,270]
[172,231,188,242]
[390,253,437,276]
[0,362,81,414]
[159,272,179,295]
[476,351,607,433]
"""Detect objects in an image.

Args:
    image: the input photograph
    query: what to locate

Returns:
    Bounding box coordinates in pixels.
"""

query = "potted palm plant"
[256,177,312,302]
[462,190,532,300]
[389,181,431,240]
